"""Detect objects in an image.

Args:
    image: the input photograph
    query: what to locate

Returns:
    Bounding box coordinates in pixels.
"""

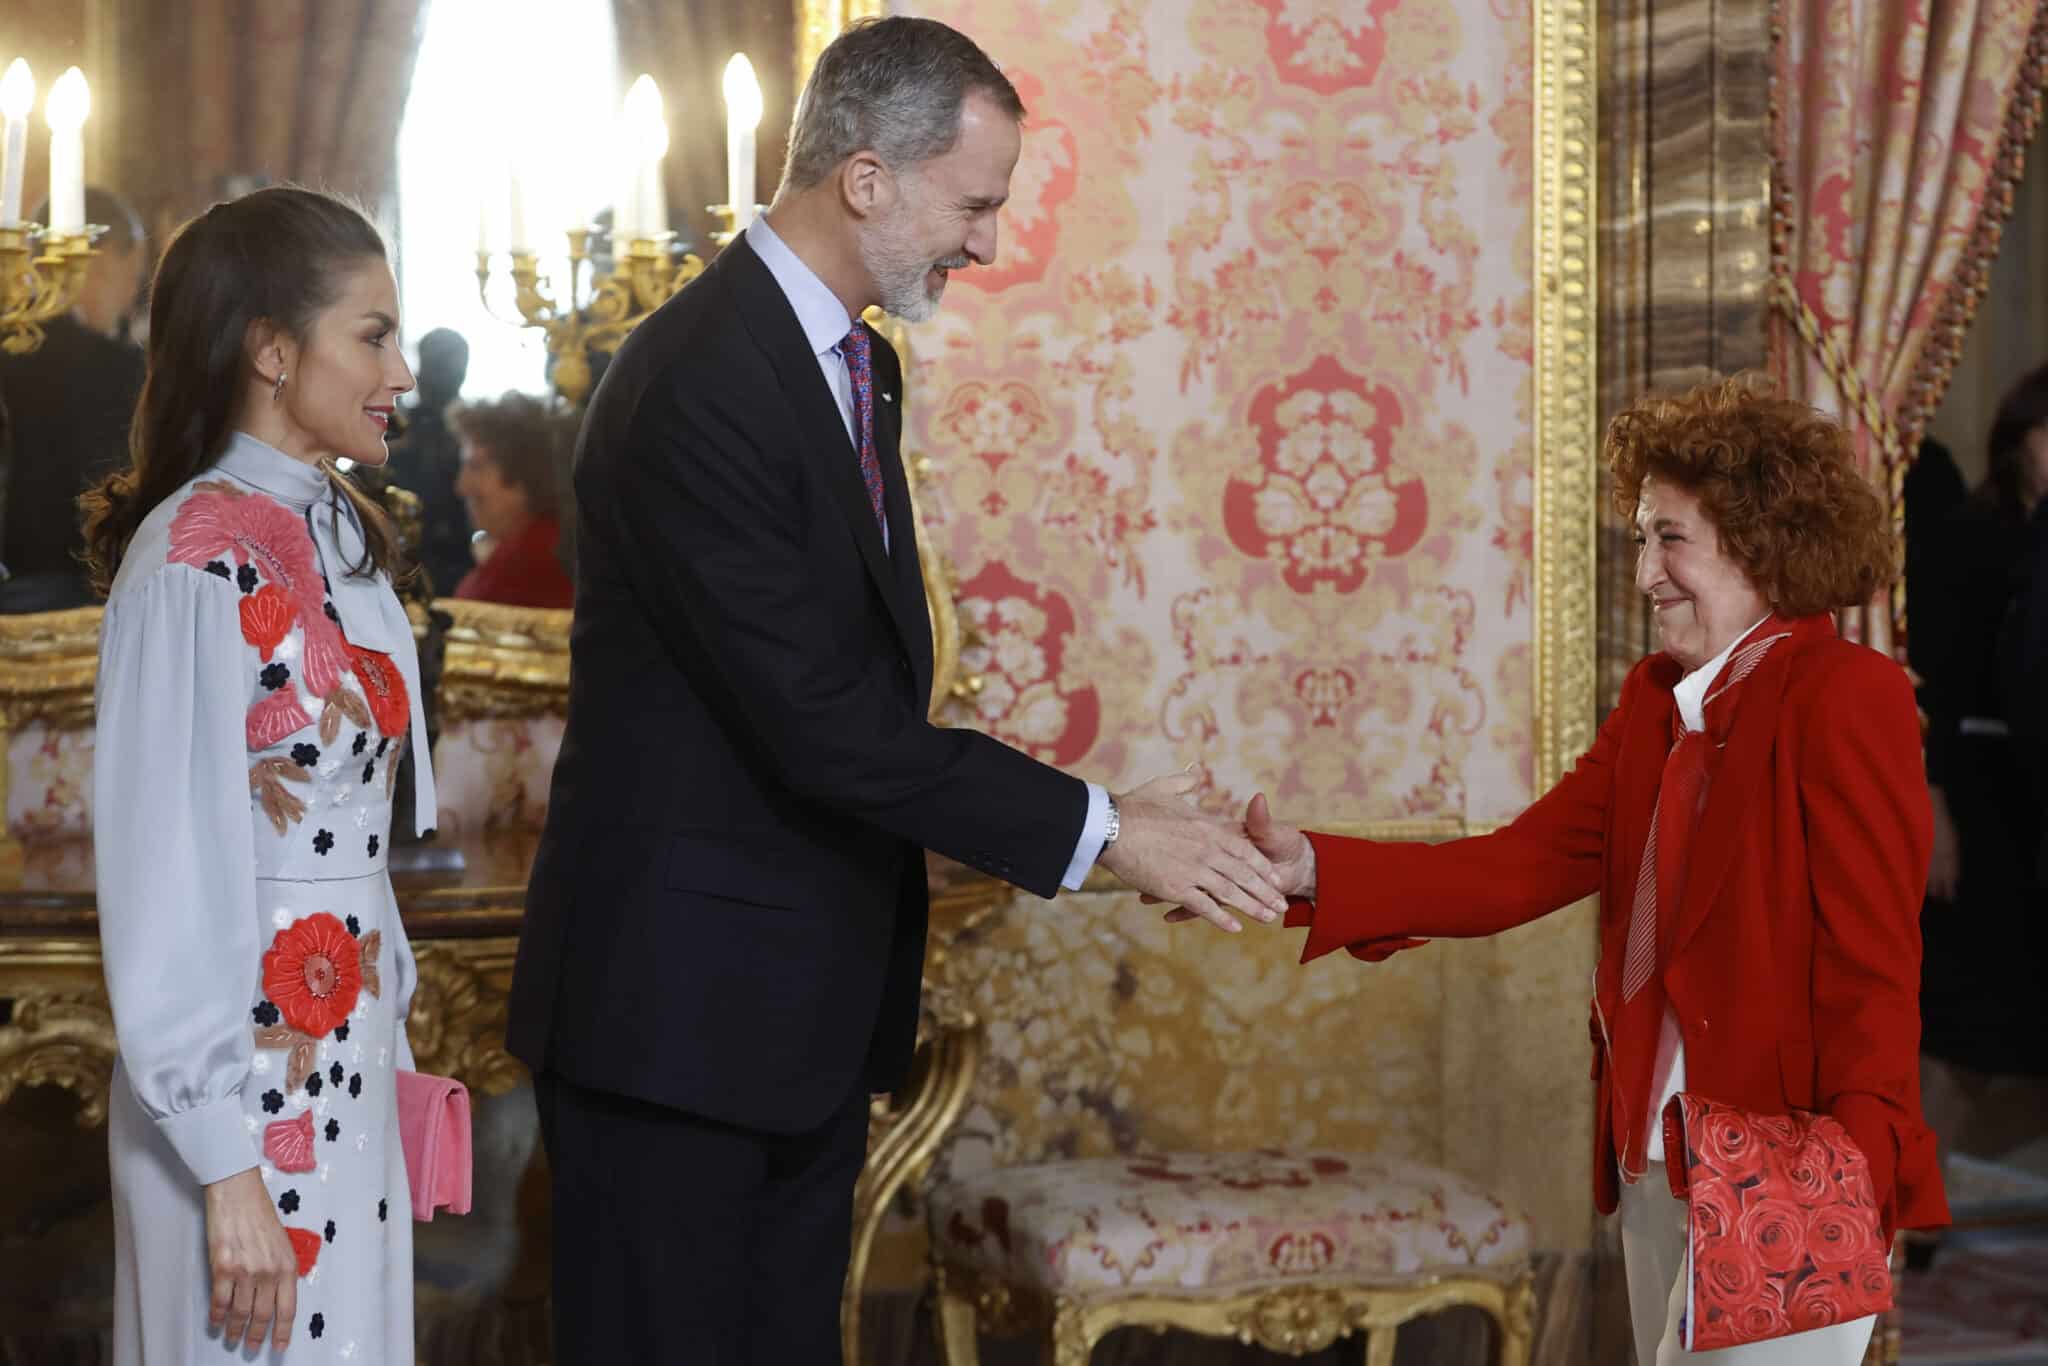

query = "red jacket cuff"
[1289,832,1431,964]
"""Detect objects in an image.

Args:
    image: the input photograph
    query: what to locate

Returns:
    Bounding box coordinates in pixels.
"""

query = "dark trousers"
[534,1071,870,1365]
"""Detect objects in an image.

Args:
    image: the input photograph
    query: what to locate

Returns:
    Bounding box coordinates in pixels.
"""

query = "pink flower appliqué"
[168,483,323,610]
[264,1110,317,1173]
[247,689,313,751]
[300,608,351,699]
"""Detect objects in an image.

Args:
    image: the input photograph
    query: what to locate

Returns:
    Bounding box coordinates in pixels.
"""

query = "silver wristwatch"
[1102,793,1120,847]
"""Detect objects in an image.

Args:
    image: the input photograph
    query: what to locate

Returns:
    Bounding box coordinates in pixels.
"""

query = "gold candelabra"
[0,225,100,356]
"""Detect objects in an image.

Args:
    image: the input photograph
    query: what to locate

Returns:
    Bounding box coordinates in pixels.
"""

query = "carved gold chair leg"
[1050,1298,1100,1366]
[1363,1325,1397,1366]
[931,1265,986,1366]
[1497,1268,1536,1366]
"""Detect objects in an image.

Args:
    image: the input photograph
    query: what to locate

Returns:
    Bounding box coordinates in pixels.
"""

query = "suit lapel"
[1605,663,1678,980]
[870,339,936,706]
[1668,641,1799,961]
[724,242,925,663]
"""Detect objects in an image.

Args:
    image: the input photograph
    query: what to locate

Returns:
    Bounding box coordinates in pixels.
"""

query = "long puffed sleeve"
[93,563,264,1186]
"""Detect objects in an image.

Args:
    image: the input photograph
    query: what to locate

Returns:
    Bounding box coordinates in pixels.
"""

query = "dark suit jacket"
[1289,617,1948,1238]
[507,236,1088,1134]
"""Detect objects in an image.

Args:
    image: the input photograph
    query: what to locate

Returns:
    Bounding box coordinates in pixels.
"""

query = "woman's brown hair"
[450,392,566,522]
[1606,374,1896,617]
[81,186,405,595]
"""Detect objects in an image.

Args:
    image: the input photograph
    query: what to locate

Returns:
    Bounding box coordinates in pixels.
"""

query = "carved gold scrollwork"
[403,949,525,1097]
[1225,1286,1362,1355]
[0,988,117,1126]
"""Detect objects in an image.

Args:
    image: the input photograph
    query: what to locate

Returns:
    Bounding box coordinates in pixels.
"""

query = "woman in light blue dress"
[82,186,436,1362]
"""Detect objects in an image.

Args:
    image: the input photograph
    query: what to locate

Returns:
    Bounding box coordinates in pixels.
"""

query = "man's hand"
[1099,772,1287,932]
[1162,791,1316,925]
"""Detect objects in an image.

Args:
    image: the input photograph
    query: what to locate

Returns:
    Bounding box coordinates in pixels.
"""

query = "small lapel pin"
[880,391,895,403]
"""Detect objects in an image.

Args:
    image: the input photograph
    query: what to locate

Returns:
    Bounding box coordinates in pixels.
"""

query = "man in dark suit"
[506,18,1284,1364]
[0,187,148,611]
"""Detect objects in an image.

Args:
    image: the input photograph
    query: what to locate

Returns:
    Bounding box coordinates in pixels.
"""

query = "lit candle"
[45,67,89,234]
[0,61,32,226]
[723,54,762,233]
[621,75,666,241]
[508,168,529,252]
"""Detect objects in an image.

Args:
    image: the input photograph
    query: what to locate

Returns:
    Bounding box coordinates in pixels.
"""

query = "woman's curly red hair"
[1606,375,1895,617]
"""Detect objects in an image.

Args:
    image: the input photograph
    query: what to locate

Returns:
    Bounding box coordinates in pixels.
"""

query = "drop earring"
[272,371,288,403]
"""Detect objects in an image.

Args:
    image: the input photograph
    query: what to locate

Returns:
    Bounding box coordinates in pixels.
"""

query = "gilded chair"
[928,1150,1536,1364]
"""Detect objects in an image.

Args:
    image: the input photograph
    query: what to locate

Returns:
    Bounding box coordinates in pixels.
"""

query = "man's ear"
[837,151,895,222]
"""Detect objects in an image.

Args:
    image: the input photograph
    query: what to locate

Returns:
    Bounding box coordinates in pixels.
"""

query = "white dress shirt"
[744,216,1111,889]
[1644,613,1771,1163]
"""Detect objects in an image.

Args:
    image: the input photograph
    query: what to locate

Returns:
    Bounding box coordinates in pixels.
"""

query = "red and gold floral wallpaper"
[894,0,1596,1253]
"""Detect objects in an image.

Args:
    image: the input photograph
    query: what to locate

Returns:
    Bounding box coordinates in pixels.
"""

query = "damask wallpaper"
[898,0,1598,1251]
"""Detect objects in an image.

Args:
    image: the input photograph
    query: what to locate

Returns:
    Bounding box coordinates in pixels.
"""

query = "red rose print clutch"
[1661,1093,1892,1351]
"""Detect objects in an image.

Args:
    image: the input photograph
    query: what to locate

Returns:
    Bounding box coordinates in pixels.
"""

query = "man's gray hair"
[780,17,1025,194]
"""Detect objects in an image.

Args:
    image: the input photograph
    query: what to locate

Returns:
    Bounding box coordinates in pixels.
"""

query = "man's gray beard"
[863,230,942,322]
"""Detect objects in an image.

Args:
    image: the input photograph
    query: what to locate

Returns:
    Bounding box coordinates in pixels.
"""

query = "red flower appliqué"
[287,1226,322,1277]
[261,913,361,1039]
[347,644,410,738]
[239,584,298,661]
[168,484,323,610]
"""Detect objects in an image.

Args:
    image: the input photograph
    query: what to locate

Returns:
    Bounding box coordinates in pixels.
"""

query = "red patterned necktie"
[837,324,887,533]
[1619,625,1791,1001]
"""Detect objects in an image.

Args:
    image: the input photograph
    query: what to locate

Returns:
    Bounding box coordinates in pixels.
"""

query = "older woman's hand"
[1159,793,1316,924]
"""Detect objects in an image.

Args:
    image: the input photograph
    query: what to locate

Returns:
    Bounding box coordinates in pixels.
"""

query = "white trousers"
[1619,1167,1876,1365]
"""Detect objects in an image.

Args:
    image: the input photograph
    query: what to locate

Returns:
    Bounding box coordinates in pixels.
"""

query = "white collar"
[746,214,860,359]
[1672,613,1773,731]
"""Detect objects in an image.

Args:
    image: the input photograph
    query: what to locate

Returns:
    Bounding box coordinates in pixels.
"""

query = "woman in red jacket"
[1240,377,1947,1364]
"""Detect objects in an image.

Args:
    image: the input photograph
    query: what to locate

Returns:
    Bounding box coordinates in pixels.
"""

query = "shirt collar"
[1672,612,1773,731]
[746,214,861,359]
[216,431,332,512]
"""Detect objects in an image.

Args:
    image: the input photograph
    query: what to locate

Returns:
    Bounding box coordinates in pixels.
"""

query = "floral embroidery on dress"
[345,644,409,738]
[265,1110,318,1173]
[319,687,372,748]
[287,1226,322,1277]
[384,736,405,800]
[358,928,383,999]
[248,690,313,751]
[262,913,362,1039]
[240,583,297,660]
[302,608,351,700]
[254,1021,318,1092]
[168,482,323,612]
[250,757,311,834]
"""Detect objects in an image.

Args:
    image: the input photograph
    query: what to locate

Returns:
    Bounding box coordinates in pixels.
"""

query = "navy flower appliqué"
[352,732,368,756]
[252,1001,280,1027]
[261,1089,284,1115]
[236,563,259,594]
[204,560,231,580]
[325,1118,340,1142]
[291,743,320,768]
[367,835,380,858]
[259,662,290,691]
[309,1313,324,1339]
[278,1189,300,1214]
[313,829,334,856]
[348,1073,363,1099]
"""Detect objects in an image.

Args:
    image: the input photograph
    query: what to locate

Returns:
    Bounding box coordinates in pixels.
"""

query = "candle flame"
[0,60,33,121]
[722,54,762,131]
[45,66,88,132]
[622,74,668,160]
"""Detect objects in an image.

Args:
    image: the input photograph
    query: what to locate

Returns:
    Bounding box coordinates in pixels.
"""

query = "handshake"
[1097,772,1318,932]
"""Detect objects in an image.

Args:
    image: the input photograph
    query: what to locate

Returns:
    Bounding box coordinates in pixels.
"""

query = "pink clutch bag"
[1661,1092,1892,1351]
[396,1069,472,1221]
